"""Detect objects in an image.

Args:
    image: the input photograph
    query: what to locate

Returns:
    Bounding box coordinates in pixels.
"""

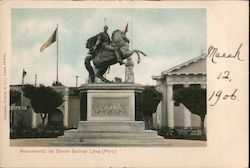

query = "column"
[183,83,191,128]
[63,88,69,128]
[201,83,206,89]
[183,106,192,128]
[161,86,168,127]
[183,83,190,88]
[167,84,174,128]
[31,110,37,128]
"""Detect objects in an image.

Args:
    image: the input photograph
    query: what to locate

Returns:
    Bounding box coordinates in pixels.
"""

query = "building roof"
[152,54,206,81]
[161,54,206,75]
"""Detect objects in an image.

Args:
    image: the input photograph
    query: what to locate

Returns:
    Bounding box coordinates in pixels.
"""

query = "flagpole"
[56,24,59,83]
[131,19,133,49]
[35,74,37,86]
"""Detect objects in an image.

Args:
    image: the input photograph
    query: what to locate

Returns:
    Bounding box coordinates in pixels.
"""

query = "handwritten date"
[217,71,231,82]
[208,89,238,106]
[207,43,244,64]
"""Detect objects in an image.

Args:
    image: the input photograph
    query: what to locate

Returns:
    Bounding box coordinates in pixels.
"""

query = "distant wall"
[68,95,80,128]
[10,96,32,128]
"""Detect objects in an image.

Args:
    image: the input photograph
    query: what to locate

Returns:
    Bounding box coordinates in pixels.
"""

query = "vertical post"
[56,24,59,83]
[183,84,191,128]
[35,74,37,86]
[130,19,133,49]
[32,73,37,128]
[167,84,174,129]
[64,87,69,128]
[75,76,79,87]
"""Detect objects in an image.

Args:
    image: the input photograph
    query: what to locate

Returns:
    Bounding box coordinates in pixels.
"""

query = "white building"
[152,55,207,135]
[10,85,80,129]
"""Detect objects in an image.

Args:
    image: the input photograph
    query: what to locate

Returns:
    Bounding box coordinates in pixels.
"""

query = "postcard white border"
[0,1,248,167]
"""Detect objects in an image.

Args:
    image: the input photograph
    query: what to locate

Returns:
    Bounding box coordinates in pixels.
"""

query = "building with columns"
[152,55,207,134]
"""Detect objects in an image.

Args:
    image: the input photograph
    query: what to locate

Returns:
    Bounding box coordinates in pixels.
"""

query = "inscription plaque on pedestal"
[87,90,135,121]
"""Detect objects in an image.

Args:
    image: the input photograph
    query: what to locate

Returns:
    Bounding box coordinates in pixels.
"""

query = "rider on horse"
[91,25,124,65]
[85,26,146,83]
[85,25,124,83]
[94,25,111,54]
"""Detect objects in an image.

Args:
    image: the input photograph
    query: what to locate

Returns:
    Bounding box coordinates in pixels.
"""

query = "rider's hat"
[104,25,108,30]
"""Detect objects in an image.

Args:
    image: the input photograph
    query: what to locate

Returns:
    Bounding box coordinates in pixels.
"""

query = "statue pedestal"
[51,84,166,146]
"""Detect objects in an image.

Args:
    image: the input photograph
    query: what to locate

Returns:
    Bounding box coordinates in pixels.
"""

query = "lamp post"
[75,76,79,87]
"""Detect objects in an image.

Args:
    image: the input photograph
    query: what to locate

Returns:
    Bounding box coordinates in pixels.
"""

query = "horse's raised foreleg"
[134,50,147,64]
[122,50,136,59]
[123,49,146,64]
[136,50,147,57]
[135,51,140,64]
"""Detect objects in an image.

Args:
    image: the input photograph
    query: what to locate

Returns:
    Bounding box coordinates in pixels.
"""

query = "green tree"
[22,84,64,126]
[10,90,21,105]
[143,86,163,129]
[173,87,206,136]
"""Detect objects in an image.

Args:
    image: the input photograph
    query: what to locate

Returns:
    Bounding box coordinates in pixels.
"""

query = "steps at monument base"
[63,130,158,138]
[52,142,168,147]
[51,136,167,147]
[51,121,167,146]
[56,136,164,143]
[77,121,145,132]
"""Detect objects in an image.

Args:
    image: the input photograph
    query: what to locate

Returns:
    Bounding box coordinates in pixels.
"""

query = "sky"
[11,8,206,86]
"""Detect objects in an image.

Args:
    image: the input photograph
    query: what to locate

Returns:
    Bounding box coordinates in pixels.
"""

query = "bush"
[158,127,179,136]
[10,125,64,139]
[157,127,207,141]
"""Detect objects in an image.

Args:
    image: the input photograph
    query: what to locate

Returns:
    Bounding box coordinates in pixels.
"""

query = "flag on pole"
[124,23,128,34]
[40,27,57,52]
[22,69,27,77]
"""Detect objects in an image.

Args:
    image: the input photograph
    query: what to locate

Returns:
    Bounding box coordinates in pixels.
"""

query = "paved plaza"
[10,138,206,147]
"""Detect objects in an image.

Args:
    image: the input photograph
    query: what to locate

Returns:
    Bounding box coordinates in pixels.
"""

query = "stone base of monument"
[51,84,167,147]
[51,121,166,146]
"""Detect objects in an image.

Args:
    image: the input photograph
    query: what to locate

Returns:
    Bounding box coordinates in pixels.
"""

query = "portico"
[152,55,207,133]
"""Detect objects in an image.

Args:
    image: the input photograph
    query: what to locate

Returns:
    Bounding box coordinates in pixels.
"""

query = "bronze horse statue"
[85,30,146,83]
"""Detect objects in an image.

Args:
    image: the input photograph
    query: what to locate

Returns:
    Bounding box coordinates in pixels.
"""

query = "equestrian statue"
[85,25,146,83]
